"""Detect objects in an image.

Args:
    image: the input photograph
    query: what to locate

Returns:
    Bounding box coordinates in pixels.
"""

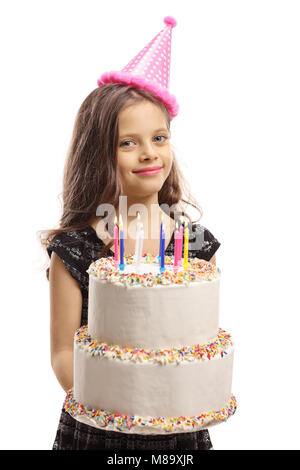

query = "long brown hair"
[38,83,203,277]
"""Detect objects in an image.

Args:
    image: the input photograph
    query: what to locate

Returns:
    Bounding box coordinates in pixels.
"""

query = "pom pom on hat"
[164,16,177,28]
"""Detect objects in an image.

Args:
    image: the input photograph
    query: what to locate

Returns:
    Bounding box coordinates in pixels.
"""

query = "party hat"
[97,16,179,119]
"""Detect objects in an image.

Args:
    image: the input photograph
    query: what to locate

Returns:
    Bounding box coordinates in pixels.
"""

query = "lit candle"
[174,221,180,269]
[136,222,144,273]
[114,215,119,265]
[134,213,144,272]
[178,216,184,266]
[183,219,189,270]
[136,211,142,232]
[119,214,125,271]
[159,213,164,262]
[160,223,165,272]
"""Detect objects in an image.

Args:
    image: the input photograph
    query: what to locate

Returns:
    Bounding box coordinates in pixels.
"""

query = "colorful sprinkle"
[74,326,233,364]
[87,254,220,288]
[64,389,237,433]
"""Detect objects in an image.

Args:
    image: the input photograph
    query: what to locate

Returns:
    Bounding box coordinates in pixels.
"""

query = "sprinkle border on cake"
[64,389,237,433]
[74,326,233,364]
[87,254,220,287]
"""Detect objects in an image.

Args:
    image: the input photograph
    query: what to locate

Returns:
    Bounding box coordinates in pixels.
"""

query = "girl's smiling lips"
[132,166,163,175]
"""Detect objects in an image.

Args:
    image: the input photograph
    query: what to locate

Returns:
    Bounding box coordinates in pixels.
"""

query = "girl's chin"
[127,176,164,187]
[137,180,163,190]
[125,183,163,198]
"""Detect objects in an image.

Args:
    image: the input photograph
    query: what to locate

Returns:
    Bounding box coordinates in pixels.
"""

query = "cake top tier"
[87,254,220,288]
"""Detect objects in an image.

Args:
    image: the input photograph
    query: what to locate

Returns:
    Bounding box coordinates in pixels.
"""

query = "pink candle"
[114,216,119,264]
[178,220,184,266]
[174,222,180,268]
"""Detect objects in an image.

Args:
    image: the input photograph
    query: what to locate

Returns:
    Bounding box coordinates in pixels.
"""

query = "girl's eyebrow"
[119,128,169,138]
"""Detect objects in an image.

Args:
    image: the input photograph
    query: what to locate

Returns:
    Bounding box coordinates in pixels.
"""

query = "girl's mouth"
[132,166,162,176]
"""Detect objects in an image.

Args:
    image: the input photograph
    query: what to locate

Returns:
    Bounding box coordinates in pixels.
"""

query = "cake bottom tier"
[65,389,236,434]
[69,326,236,434]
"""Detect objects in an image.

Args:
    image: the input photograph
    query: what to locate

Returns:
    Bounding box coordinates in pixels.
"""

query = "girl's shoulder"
[47,226,97,252]
[47,226,101,260]
[46,226,102,290]
[189,222,221,262]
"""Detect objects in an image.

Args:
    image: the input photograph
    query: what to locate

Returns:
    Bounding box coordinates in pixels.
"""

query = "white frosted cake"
[64,254,236,434]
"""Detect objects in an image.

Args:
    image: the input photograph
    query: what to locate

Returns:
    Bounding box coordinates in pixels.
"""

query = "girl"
[40,19,221,451]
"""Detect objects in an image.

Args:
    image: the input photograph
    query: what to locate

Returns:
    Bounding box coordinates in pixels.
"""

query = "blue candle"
[119,215,125,271]
[159,214,163,262]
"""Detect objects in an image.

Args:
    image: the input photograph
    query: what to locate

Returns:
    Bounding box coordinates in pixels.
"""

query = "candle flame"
[184,219,188,227]
[175,221,178,230]
[161,213,164,222]
[114,215,118,225]
[119,214,123,229]
[137,212,141,220]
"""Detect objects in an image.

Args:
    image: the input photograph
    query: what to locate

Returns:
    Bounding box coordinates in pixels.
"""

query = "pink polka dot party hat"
[97,16,179,119]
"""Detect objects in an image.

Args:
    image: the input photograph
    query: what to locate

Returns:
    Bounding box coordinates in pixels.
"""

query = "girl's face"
[117,100,172,199]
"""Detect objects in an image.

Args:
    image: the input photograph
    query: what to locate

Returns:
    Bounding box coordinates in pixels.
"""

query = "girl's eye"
[154,135,167,143]
[120,140,134,147]
[120,135,168,147]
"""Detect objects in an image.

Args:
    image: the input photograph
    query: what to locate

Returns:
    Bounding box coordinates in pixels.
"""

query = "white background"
[1,0,299,450]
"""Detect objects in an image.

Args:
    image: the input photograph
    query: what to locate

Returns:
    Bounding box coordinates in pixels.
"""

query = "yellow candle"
[183,219,189,269]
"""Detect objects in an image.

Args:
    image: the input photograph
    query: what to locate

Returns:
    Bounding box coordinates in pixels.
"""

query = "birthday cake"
[64,254,236,434]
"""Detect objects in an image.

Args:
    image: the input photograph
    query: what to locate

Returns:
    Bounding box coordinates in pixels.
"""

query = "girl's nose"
[139,142,158,161]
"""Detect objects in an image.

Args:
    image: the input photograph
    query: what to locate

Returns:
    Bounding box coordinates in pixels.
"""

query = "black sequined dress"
[47,223,220,450]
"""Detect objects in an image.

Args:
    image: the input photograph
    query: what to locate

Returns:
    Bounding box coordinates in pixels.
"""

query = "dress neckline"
[87,224,176,255]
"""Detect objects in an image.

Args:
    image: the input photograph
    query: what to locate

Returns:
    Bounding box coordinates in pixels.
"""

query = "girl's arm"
[49,252,82,393]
